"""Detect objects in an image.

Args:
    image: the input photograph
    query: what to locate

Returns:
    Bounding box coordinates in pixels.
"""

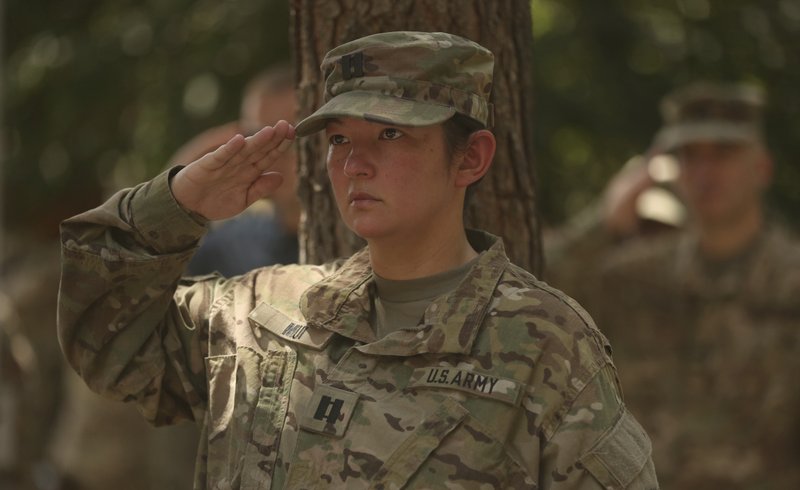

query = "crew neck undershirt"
[371,257,479,339]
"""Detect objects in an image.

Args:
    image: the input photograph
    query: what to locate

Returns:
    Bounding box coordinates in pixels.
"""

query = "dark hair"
[442,114,487,204]
[442,113,484,160]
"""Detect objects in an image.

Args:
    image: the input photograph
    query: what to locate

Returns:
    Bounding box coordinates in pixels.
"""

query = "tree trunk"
[292,0,541,275]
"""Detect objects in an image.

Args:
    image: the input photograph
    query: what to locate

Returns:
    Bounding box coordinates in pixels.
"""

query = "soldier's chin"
[345,219,392,242]
[694,205,741,227]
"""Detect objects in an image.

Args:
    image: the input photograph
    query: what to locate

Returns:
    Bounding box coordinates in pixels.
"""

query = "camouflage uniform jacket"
[59,170,658,490]
[596,225,800,489]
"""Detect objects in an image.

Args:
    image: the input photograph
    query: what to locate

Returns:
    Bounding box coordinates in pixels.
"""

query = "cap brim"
[295,91,456,137]
[654,122,761,151]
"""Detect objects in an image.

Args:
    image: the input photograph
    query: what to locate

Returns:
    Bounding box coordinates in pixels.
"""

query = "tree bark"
[292,0,541,275]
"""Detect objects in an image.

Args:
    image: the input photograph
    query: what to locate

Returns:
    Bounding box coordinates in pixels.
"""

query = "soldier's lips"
[348,191,380,208]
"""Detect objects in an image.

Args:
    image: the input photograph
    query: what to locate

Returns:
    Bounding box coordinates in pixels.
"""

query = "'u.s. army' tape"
[407,366,524,406]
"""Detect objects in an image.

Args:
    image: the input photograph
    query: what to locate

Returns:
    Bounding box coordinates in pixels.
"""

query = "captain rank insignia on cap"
[340,52,365,80]
[299,385,360,438]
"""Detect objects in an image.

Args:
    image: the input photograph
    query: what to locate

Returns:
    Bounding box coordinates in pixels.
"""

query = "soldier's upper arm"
[578,408,657,489]
[541,365,658,489]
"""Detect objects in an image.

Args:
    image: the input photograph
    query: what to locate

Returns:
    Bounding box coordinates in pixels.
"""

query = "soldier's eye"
[329,134,349,145]
[379,128,403,140]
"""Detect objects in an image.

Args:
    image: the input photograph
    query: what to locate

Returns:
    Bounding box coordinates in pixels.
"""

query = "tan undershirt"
[371,257,479,339]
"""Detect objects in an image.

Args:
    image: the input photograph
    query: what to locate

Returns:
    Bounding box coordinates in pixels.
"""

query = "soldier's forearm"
[57,170,207,399]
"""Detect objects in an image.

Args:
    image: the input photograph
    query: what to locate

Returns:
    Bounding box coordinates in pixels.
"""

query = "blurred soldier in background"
[544,149,686,304]
[1,234,70,490]
[553,81,799,488]
[47,65,299,489]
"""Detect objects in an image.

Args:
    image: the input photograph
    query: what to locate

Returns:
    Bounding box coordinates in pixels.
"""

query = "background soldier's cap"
[295,31,494,137]
[653,81,766,151]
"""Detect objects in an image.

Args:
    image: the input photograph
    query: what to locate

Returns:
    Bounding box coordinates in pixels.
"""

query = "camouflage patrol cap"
[654,81,766,151]
[294,31,494,137]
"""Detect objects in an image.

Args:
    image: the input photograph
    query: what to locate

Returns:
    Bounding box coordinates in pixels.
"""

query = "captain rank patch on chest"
[407,366,524,406]
[299,384,360,438]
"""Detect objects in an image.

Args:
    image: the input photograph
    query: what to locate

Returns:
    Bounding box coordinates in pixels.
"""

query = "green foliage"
[3,0,290,236]
[532,0,800,227]
[5,0,800,236]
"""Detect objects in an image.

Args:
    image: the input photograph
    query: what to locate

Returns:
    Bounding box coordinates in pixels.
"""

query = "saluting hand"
[170,120,296,221]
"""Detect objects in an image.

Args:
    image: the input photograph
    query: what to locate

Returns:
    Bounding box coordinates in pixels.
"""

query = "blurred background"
[531,0,800,228]
[4,0,800,243]
[3,0,291,241]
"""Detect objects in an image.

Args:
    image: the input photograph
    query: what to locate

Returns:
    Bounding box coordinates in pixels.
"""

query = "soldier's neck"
[368,228,478,281]
[696,205,764,262]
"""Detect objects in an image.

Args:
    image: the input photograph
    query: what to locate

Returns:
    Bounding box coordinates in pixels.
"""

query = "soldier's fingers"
[205,134,246,169]
[220,121,294,173]
[241,121,295,160]
[265,120,295,141]
[220,126,274,169]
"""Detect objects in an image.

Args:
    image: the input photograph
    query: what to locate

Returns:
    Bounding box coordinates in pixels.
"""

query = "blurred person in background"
[554,81,799,488]
[0,235,64,490]
[47,65,299,490]
[544,150,686,303]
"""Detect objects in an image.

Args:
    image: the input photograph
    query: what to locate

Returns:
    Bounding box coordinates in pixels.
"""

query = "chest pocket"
[205,346,296,490]
[388,399,534,489]
[287,394,534,490]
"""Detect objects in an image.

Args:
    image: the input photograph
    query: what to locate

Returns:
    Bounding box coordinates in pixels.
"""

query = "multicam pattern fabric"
[295,31,494,136]
[593,226,800,489]
[58,170,658,489]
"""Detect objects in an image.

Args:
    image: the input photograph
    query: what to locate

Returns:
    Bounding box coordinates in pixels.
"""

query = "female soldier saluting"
[58,31,657,489]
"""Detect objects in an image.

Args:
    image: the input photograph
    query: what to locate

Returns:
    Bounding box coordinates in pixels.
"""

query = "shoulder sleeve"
[58,169,228,425]
[540,365,659,489]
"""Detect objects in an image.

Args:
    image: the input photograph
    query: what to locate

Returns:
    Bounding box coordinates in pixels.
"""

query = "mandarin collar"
[299,230,509,355]
[675,224,790,305]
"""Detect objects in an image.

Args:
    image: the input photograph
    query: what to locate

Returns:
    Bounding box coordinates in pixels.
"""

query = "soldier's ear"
[454,130,495,188]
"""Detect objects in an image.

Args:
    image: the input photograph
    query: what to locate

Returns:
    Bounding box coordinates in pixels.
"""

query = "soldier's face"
[677,140,771,226]
[325,117,462,241]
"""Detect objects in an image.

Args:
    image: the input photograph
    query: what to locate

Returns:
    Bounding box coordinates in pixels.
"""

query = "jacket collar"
[675,223,790,304]
[299,230,509,355]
